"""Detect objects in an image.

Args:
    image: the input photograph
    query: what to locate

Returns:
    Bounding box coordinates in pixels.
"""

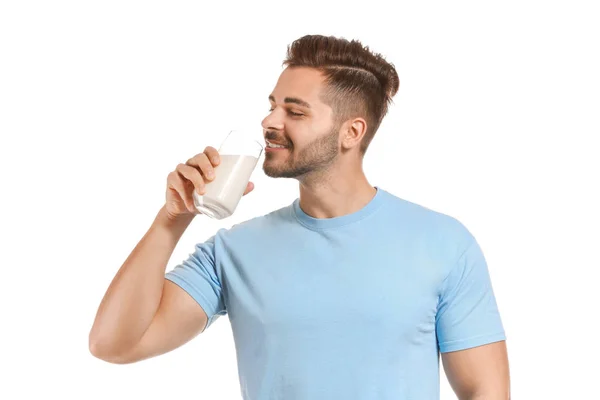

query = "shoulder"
[378,188,476,255]
[214,202,296,241]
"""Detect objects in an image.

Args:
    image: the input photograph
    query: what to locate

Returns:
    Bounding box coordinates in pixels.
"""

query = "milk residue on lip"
[194,154,258,219]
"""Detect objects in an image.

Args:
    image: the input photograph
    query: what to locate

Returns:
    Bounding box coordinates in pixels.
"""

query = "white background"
[1,0,598,398]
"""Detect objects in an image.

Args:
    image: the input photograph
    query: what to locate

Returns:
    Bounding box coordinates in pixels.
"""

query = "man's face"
[261,67,341,179]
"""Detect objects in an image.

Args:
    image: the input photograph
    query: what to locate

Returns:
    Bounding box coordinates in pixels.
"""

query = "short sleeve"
[436,237,506,353]
[165,235,226,332]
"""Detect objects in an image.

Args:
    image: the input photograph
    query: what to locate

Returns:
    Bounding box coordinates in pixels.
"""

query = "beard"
[262,125,340,179]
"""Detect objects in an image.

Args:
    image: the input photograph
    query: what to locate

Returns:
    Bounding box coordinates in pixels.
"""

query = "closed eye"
[268,108,305,117]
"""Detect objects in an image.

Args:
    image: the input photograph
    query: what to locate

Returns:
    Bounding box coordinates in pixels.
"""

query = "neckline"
[292,187,385,231]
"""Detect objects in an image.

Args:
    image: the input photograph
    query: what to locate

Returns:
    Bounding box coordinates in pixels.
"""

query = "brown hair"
[283,34,399,154]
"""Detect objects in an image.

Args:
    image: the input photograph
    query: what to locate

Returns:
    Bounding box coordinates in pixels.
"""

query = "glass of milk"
[193,130,264,219]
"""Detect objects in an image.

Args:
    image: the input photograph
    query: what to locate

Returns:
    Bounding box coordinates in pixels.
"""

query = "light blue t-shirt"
[165,187,506,400]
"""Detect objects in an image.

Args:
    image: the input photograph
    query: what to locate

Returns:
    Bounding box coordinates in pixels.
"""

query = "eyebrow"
[269,95,311,109]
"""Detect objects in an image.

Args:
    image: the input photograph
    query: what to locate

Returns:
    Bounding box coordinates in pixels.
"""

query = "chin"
[262,164,286,178]
[262,159,279,177]
[262,160,297,179]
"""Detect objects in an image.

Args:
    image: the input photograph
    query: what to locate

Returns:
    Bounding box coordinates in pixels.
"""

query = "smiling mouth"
[265,140,289,149]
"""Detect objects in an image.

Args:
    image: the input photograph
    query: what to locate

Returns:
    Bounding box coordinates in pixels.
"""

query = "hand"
[165,146,254,220]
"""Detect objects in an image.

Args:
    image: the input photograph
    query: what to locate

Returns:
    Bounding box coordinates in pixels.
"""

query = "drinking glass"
[193,130,264,219]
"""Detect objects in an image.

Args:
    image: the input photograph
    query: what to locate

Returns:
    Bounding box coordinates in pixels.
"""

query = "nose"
[261,109,284,132]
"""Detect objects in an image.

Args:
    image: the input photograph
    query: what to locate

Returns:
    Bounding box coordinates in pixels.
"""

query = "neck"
[297,161,376,219]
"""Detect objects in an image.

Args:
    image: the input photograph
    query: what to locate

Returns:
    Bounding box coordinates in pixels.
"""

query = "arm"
[441,341,510,400]
[88,206,208,364]
[89,147,252,364]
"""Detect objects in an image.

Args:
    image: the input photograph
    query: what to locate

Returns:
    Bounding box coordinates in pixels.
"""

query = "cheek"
[283,126,302,147]
[287,133,310,150]
[286,120,317,145]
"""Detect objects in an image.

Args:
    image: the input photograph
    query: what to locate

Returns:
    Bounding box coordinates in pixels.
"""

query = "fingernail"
[212,156,219,164]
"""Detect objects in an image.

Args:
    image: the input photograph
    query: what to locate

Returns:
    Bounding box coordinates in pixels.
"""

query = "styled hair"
[283,34,399,154]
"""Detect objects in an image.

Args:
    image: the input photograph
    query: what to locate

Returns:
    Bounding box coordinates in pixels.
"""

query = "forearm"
[89,206,194,357]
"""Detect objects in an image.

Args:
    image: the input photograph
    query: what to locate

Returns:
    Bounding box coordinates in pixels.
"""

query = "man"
[90,35,510,399]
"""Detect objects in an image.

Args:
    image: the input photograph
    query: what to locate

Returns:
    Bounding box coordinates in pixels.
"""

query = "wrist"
[155,206,195,233]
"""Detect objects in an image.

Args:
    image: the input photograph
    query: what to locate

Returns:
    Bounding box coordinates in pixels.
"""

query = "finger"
[176,163,206,195]
[242,181,254,196]
[167,171,198,214]
[186,153,217,182]
[204,146,220,166]
[192,153,216,182]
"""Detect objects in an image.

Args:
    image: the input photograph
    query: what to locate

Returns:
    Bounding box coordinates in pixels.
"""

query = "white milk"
[193,154,259,219]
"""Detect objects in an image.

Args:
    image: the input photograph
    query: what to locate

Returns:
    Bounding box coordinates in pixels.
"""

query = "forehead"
[270,67,327,106]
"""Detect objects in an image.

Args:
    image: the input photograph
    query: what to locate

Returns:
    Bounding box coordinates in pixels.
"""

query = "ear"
[341,117,368,150]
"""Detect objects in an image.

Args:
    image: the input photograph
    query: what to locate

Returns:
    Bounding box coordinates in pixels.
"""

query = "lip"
[265,139,290,151]
[265,146,288,152]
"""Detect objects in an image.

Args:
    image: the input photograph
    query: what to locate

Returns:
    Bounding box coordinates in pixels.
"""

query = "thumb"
[242,181,254,196]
